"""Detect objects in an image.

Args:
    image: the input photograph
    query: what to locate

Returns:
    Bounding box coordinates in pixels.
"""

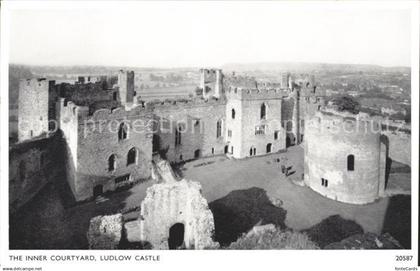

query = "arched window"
[127,148,138,165]
[118,122,128,141]
[231,108,236,119]
[216,120,222,138]
[347,154,355,171]
[108,154,116,171]
[260,103,266,119]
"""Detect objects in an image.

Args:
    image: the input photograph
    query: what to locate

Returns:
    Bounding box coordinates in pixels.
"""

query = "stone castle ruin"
[9,66,408,218]
[87,158,217,250]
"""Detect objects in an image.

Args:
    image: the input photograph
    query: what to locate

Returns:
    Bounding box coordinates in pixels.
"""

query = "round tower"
[304,108,386,204]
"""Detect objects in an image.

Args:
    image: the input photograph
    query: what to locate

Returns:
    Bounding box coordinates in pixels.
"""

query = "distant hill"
[222,62,410,74]
[9,64,198,77]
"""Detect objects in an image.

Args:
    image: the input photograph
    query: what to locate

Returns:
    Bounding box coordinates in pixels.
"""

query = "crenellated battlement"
[308,109,381,135]
[225,86,287,100]
[147,96,226,111]
[58,98,152,123]
[19,78,49,88]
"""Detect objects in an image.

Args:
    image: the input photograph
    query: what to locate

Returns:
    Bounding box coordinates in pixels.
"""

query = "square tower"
[118,70,135,105]
[17,78,49,142]
[225,87,286,158]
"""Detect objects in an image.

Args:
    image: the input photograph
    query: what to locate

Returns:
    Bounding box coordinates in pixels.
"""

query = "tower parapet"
[225,86,287,101]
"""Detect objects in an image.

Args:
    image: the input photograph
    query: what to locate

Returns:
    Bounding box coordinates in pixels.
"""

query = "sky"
[8,2,412,68]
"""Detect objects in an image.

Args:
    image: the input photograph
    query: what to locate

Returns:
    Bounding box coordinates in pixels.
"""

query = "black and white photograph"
[0,1,419,271]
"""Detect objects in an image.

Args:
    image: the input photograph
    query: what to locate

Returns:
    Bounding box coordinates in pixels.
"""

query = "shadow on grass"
[382,195,411,249]
[302,215,364,248]
[9,179,135,249]
[208,187,287,247]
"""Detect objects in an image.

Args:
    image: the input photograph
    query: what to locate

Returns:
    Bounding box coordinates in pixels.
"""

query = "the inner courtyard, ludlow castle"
[10,67,404,213]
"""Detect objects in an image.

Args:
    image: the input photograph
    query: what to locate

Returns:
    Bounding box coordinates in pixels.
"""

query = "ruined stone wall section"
[153,101,227,162]
[57,99,82,198]
[75,107,153,201]
[18,79,49,141]
[304,111,383,204]
[139,179,216,249]
[9,136,61,213]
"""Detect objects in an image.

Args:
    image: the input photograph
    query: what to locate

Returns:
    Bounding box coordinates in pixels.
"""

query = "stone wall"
[9,134,62,213]
[152,99,227,163]
[304,110,386,204]
[58,99,153,201]
[139,179,217,249]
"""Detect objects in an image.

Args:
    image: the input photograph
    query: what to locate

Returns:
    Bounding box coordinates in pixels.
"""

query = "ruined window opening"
[127,148,138,165]
[118,122,128,141]
[321,178,329,187]
[318,105,321,111]
[216,120,222,138]
[228,130,232,137]
[113,92,118,101]
[211,148,214,155]
[253,148,256,156]
[249,147,253,156]
[108,154,116,172]
[224,145,228,154]
[231,108,236,119]
[260,103,267,119]
[180,154,183,160]
[274,131,279,140]
[347,154,355,171]
[175,125,182,146]
[231,146,234,154]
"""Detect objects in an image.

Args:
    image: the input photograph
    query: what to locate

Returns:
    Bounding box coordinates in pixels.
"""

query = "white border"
[0,1,419,271]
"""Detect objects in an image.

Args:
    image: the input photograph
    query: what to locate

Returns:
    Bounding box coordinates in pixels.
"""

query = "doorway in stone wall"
[168,223,185,249]
[224,145,229,154]
[194,149,201,159]
[266,143,272,153]
[286,136,291,148]
[93,185,103,198]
